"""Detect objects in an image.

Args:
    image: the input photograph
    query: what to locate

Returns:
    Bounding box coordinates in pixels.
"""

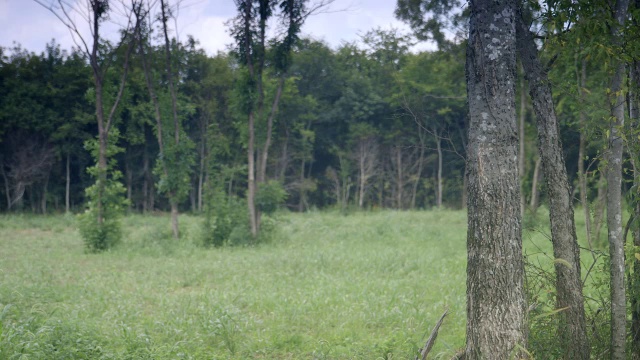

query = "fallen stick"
[415,309,449,360]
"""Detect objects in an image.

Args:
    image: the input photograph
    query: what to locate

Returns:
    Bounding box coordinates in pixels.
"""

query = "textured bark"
[465,0,527,358]
[519,64,526,219]
[631,52,640,360]
[607,0,629,358]
[516,11,589,359]
[529,156,541,212]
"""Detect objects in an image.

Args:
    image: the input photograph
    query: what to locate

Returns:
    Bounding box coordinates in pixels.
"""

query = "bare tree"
[1,137,55,210]
[354,135,379,208]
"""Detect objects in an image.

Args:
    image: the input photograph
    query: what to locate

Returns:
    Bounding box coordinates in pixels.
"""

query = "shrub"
[255,180,287,215]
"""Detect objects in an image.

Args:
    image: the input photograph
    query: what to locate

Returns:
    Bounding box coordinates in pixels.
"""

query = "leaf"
[635,253,640,261]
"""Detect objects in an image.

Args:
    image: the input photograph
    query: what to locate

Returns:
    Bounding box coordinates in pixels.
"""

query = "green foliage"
[255,180,287,214]
[524,220,611,359]
[77,131,128,253]
[202,187,249,247]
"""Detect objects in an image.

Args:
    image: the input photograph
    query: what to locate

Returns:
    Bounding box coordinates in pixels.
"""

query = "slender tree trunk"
[465,0,527,358]
[395,146,403,209]
[435,127,443,208]
[259,76,285,183]
[142,148,150,213]
[411,129,426,209]
[248,111,258,236]
[358,150,364,208]
[594,172,607,243]
[41,172,49,214]
[160,0,181,239]
[530,157,541,213]
[577,59,594,251]
[126,159,132,212]
[65,153,71,213]
[516,12,589,358]
[298,159,305,212]
[519,64,526,219]
[630,49,640,360]
[1,161,10,210]
[607,1,629,358]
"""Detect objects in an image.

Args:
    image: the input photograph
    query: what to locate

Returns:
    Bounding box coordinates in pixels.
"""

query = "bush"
[255,180,287,215]
[202,189,248,247]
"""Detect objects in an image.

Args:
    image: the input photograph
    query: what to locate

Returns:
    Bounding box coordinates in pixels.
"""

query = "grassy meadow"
[0,209,601,359]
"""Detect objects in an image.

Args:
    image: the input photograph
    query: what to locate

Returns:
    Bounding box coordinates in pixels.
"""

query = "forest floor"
[0,209,603,359]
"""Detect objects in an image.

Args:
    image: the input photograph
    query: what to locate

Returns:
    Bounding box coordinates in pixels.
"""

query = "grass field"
[0,209,600,359]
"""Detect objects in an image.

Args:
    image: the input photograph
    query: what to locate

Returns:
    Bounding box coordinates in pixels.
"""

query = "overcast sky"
[0,0,435,56]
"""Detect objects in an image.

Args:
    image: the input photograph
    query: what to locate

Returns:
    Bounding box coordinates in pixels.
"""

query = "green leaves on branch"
[78,130,129,253]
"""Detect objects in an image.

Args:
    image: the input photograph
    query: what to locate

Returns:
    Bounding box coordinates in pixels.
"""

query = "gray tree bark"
[630,44,640,360]
[516,11,589,359]
[607,0,629,358]
[465,0,527,358]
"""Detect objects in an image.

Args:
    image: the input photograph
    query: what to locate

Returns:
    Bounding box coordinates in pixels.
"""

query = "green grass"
[0,210,469,359]
[0,209,609,359]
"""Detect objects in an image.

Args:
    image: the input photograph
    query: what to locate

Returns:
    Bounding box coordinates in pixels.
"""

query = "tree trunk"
[630,46,640,360]
[1,160,10,210]
[170,200,179,239]
[516,12,589,358]
[142,148,150,213]
[358,148,365,208]
[126,159,132,212]
[41,172,49,214]
[248,111,258,236]
[530,157,541,213]
[607,1,629,358]
[577,59,594,252]
[395,146,403,209]
[519,64,526,219]
[160,0,182,239]
[259,76,285,183]
[465,0,527,358]
[594,172,607,243]
[435,127,443,208]
[411,128,426,209]
[65,153,71,213]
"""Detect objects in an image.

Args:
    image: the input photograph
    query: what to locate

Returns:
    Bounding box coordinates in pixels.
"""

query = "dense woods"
[3,0,640,357]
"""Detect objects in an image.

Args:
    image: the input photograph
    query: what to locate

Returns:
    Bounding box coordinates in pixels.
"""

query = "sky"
[0,0,435,56]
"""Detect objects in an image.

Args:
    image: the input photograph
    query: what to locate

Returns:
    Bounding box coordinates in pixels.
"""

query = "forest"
[1,0,640,358]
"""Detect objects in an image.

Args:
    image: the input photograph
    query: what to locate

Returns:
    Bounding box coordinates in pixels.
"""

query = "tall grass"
[0,210,468,359]
[0,209,607,358]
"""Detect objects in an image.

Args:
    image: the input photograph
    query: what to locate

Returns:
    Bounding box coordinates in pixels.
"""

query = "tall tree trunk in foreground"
[516,11,589,359]
[607,0,629,358]
[465,0,527,358]
[630,47,640,360]
[519,64,526,219]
